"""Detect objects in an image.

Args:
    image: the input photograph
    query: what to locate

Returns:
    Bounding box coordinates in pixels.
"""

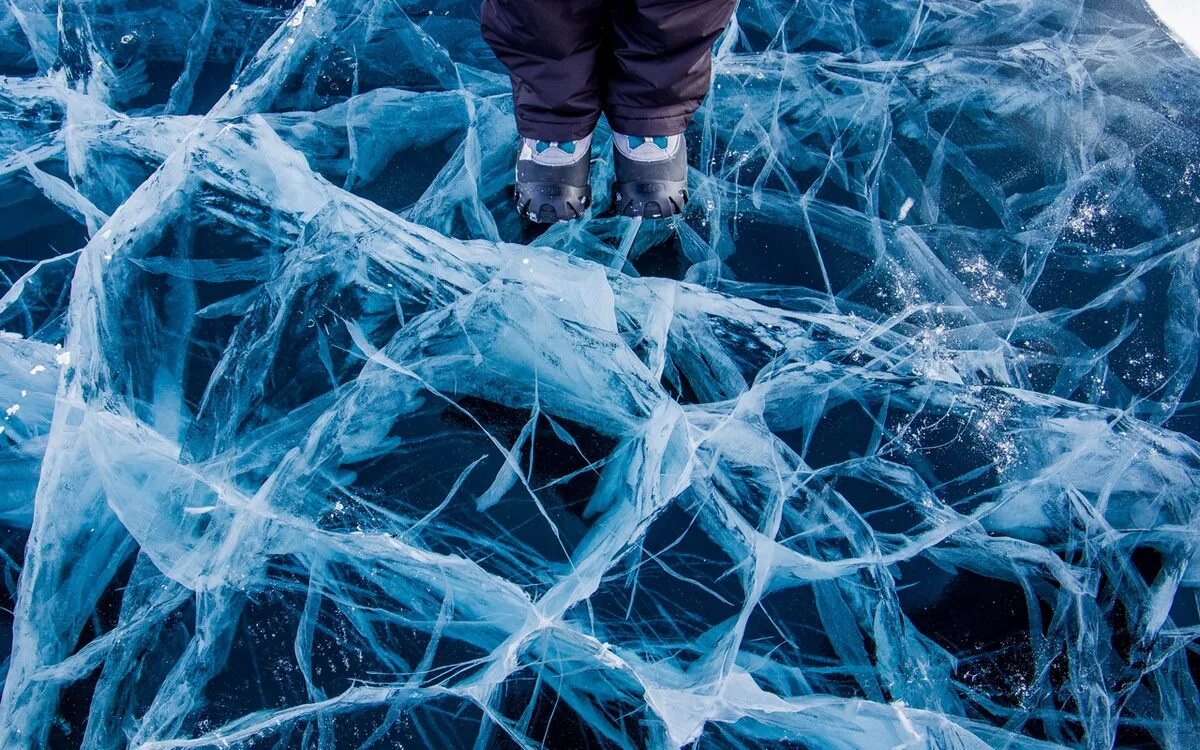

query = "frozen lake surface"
[0,0,1198,748]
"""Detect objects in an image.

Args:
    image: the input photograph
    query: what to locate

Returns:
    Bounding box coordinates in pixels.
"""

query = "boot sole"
[515,182,591,224]
[614,180,689,219]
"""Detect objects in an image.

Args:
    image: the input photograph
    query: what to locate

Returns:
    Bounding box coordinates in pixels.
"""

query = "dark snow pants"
[481,0,737,141]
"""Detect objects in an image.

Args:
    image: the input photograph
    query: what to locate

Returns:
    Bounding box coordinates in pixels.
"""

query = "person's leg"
[604,0,736,138]
[605,0,736,218]
[480,0,606,141]
[481,0,605,222]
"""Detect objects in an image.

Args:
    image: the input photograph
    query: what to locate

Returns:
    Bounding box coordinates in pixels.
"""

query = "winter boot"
[612,133,689,219]
[514,134,592,223]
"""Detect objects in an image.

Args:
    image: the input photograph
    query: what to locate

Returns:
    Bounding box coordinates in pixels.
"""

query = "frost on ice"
[1,0,1199,748]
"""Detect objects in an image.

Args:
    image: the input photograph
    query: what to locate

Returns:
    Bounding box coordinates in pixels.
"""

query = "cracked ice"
[1,0,1199,748]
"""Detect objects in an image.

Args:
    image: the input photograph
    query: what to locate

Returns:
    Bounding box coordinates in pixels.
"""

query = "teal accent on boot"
[536,140,578,155]
[625,136,671,151]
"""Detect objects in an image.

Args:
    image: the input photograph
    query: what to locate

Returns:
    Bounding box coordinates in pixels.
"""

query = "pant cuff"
[514,114,600,142]
[604,105,693,137]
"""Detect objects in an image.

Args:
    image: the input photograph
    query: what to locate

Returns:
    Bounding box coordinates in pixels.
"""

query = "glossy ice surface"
[0,1,1198,748]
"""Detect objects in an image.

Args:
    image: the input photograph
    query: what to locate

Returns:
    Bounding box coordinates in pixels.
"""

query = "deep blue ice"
[1,0,1199,748]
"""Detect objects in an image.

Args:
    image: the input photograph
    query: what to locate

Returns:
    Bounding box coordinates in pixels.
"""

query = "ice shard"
[0,0,1198,748]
